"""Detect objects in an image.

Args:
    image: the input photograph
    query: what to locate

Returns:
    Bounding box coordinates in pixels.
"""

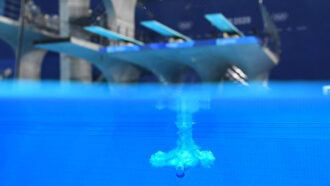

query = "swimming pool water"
[0,81,329,186]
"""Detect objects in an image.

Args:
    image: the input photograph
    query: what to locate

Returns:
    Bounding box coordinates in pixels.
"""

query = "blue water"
[0,81,329,186]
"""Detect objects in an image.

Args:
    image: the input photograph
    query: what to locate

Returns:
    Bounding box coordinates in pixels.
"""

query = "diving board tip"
[205,13,244,37]
[84,26,144,46]
[141,20,191,41]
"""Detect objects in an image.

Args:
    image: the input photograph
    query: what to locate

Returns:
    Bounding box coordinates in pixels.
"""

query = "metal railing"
[0,0,155,46]
[0,0,60,34]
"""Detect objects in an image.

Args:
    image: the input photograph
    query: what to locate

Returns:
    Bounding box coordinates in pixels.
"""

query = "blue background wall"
[0,0,329,80]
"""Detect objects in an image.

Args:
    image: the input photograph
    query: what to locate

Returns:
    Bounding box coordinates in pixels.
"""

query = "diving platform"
[0,15,57,79]
[85,26,144,45]
[0,16,56,48]
[141,20,191,41]
[35,36,278,84]
[205,13,244,36]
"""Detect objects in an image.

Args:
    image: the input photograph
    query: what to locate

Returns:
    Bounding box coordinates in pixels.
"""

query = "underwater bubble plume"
[150,96,215,177]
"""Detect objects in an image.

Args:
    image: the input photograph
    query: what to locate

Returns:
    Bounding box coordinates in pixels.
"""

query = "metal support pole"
[15,0,27,78]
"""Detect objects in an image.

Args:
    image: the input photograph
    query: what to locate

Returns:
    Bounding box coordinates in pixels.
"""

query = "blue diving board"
[97,36,277,82]
[205,13,244,36]
[84,26,144,46]
[140,20,192,41]
[35,36,277,83]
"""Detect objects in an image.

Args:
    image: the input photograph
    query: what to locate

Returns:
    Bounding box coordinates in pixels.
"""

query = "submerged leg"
[176,165,185,178]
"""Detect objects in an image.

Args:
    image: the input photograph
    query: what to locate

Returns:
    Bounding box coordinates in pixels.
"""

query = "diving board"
[141,20,191,41]
[84,26,144,46]
[99,36,277,82]
[36,36,277,83]
[205,13,244,37]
